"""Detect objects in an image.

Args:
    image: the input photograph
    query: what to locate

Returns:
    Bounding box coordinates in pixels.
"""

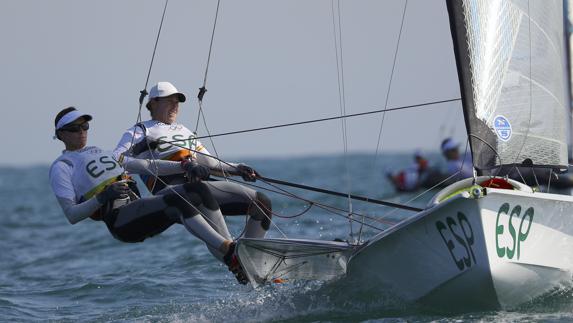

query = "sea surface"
[2,153,573,322]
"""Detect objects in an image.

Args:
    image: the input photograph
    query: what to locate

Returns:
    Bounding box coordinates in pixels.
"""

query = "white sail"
[448,0,569,170]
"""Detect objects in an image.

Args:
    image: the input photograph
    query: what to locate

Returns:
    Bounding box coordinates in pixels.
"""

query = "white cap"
[56,110,92,130]
[147,82,186,107]
[441,138,460,152]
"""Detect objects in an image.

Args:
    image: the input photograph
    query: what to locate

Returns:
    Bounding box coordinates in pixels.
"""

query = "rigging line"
[185,1,266,239]
[226,173,387,236]
[467,133,504,177]
[146,139,423,211]
[139,0,169,106]
[185,98,462,141]
[547,168,553,192]
[262,184,387,232]
[192,132,285,238]
[204,174,289,239]
[190,1,228,184]
[194,115,269,239]
[269,204,314,219]
[258,175,422,212]
[372,0,408,177]
[126,0,170,191]
[189,0,260,221]
[137,167,232,245]
[255,171,389,232]
[195,0,222,132]
[139,147,395,230]
[338,0,355,242]
[369,0,409,243]
[197,107,223,172]
[223,178,396,231]
[460,138,472,181]
[514,165,527,186]
[513,0,534,166]
[221,175,396,227]
[531,165,541,189]
[331,0,354,241]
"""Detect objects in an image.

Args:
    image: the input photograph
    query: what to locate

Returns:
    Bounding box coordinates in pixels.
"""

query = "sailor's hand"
[96,181,130,204]
[182,159,210,182]
[236,163,258,182]
[189,164,210,182]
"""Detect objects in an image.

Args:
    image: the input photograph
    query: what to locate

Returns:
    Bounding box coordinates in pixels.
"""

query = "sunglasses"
[60,122,90,133]
[154,97,179,104]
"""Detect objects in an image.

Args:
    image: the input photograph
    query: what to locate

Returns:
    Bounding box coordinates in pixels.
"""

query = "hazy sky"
[0,0,466,167]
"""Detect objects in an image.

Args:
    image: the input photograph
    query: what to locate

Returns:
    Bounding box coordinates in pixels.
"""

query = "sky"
[0,0,466,167]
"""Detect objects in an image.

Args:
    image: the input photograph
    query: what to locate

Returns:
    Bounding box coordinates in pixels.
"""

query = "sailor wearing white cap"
[113,81,274,243]
[145,81,186,108]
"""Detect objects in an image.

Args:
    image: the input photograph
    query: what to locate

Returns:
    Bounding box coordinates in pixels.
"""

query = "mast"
[564,0,573,160]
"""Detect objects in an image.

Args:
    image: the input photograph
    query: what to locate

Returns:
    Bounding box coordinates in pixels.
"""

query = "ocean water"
[2,153,573,322]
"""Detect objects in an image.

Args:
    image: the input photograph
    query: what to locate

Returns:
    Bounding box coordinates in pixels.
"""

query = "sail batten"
[447,0,569,171]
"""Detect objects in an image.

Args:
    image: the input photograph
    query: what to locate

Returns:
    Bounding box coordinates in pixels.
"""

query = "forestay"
[447,0,569,171]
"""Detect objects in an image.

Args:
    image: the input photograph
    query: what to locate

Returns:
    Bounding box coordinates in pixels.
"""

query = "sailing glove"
[96,181,130,204]
[236,163,258,182]
[181,159,210,182]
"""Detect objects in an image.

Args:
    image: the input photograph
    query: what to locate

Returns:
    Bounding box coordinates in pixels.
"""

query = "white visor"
[56,110,93,130]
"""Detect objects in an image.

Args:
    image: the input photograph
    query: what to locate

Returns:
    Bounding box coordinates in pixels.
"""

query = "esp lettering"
[436,212,476,271]
[495,203,534,260]
[86,156,118,178]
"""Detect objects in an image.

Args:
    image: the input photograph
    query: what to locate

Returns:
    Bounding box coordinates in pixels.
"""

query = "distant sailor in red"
[387,150,430,192]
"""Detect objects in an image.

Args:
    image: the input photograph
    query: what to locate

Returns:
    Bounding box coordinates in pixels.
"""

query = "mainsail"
[447,0,569,171]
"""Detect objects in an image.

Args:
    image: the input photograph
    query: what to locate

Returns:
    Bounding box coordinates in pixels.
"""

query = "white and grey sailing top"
[49,146,124,224]
[113,120,238,187]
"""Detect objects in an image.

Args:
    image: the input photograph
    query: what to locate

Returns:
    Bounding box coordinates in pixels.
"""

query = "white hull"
[347,182,573,310]
[236,178,573,310]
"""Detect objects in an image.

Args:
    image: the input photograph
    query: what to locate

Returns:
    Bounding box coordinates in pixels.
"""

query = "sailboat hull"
[347,187,573,310]
[236,178,573,310]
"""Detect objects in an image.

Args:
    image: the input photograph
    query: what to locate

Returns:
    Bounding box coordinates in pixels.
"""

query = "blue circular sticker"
[493,115,512,141]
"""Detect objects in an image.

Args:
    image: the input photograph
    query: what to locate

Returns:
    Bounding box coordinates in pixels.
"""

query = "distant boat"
[387,146,474,193]
[236,0,573,311]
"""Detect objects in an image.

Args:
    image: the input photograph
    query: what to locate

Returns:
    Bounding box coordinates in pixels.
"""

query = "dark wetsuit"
[104,182,223,244]
[149,175,272,238]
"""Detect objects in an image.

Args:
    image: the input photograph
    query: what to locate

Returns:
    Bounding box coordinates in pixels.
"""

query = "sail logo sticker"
[493,115,512,141]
